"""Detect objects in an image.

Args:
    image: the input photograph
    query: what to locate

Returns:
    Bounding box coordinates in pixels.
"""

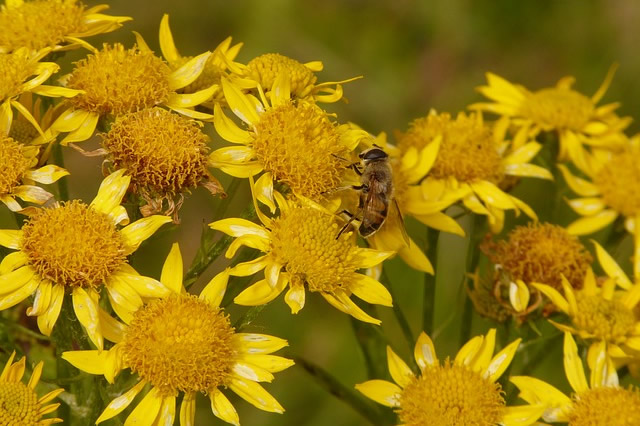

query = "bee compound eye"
[361,148,388,161]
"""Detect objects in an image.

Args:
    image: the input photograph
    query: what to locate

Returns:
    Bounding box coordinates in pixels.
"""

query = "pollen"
[122,294,237,397]
[0,0,86,52]
[593,147,640,218]
[573,294,636,342]
[67,43,172,116]
[0,49,38,101]
[0,137,33,194]
[568,386,640,426]
[247,53,317,98]
[21,201,128,288]
[398,112,503,183]
[481,223,592,290]
[521,88,594,131]
[252,101,347,198]
[270,206,358,293]
[101,108,210,197]
[0,381,39,425]
[398,359,504,426]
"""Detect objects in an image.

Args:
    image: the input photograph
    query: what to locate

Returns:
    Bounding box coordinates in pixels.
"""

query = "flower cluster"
[0,1,639,425]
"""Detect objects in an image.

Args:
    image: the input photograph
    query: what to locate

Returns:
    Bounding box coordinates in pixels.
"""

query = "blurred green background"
[3,0,640,424]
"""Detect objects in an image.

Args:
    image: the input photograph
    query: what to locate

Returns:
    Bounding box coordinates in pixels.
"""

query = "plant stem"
[459,214,484,346]
[350,316,388,380]
[422,228,439,335]
[381,270,414,361]
[52,142,69,201]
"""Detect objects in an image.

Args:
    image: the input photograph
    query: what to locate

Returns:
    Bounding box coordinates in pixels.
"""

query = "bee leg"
[339,209,355,218]
[349,163,364,176]
[336,210,357,239]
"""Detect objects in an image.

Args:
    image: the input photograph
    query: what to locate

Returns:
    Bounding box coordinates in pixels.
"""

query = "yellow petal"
[509,280,530,313]
[229,377,284,413]
[160,243,183,294]
[470,328,496,372]
[156,395,176,426]
[557,164,600,196]
[414,331,438,370]
[105,274,143,323]
[233,361,274,382]
[566,210,618,236]
[61,350,108,375]
[0,273,39,310]
[37,284,63,336]
[454,335,484,367]
[59,111,99,145]
[566,197,606,216]
[230,256,269,277]
[234,333,289,355]
[96,380,147,424]
[200,269,230,308]
[168,51,212,90]
[0,100,13,136]
[179,392,196,426]
[120,273,169,298]
[98,307,126,344]
[592,239,632,289]
[349,273,392,307]
[158,14,180,62]
[270,72,291,107]
[470,181,516,210]
[284,283,305,314]
[210,218,270,240]
[353,248,395,269]
[0,266,37,295]
[503,141,542,164]
[589,340,618,388]
[563,332,588,394]
[212,103,252,144]
[386,346,413,388]
[90,169,130,216]
[504,163,553,180]
[13,185,52,204]
[240,354,294,373]
[72,287,102,350]
[166,85,217,108]
[501,405,547,426]
[414,212,465,237]
[510,376,571,422]
[27,361,43,389]
[125,386,163,426]
[484,338,521,382]
[354,380,402,407]
[234,278,286,306]
[210,390,239,426]
[0,229,22,249]
[120,216,172,250]
[321,291,381,325]
[222,78,261,126]
[27,279,52,317]
[24,164,69,184]
[531,282,569,313]
[0,251,27,274]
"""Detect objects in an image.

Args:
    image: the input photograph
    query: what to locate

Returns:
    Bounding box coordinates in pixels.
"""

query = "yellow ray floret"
[355,329,541,425]
[0,169,172,350]
[62,243,293,425]
[0,0,131,53]
[0,352,64,425]
[511,332,639,424]
[209,187,394,324]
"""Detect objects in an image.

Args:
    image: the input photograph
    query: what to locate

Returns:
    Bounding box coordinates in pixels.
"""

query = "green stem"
[422,228,440,335]
[183,235,232,288]
[381,270,414,362]
[52,142,69,201]
[294,356,389,425]
[350,316,388,380]
[0,317,50,341]
[459,214,484,346]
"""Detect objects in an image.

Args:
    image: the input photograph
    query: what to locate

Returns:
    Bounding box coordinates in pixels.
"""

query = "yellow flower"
[472,67,630,170]
[0,0,131,53]
[100,107,224,220]
[240,52,360,104]
[511,332,640,424]
[34,41,217,145]
[210,189,394,324]
[0,169,172,350]
[0,135,68,211]
[559,140,640,257]
[62,243,293,425]
[0,47,81,137]
[152,13,242,103]
[481,222,593,315]
[9,93,56,145]
[533,240,640,362]
[396,110,552,233]
[0,352,64,425]
[210,76,366,200]
[355,329,541,425]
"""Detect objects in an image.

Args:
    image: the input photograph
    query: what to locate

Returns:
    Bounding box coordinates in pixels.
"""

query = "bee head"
[359,147,388,162]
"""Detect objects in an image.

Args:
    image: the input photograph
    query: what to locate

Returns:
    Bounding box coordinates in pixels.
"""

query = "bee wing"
[393,199,411,247]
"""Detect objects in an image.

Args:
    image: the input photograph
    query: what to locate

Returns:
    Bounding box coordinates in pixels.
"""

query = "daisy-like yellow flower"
[0,351,64,425]
[396,110,552,233]
[511,332,640,424]
[9,93,56,145]
[210,76,366,200]
[210,189,394,324]
[472,67,631,170]
[0,47,81,137]
[533,240,640,362]
[559,140,640,263]
[0,0,131,53]
[0,170,172,350]
[100,107,224,220]
[63,243,293,425]
[151,13,242,103]
[240,52,360,104]
[480,222,593,316]
[34,41,217,146]
[356,329,542,425]
[0,135,68,211]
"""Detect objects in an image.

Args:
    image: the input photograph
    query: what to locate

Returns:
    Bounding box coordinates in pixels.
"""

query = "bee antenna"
[372,143,382,148]
[331,153,350,162]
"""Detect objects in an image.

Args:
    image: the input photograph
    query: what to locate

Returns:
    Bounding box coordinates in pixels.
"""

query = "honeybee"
[337,146,409,244]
